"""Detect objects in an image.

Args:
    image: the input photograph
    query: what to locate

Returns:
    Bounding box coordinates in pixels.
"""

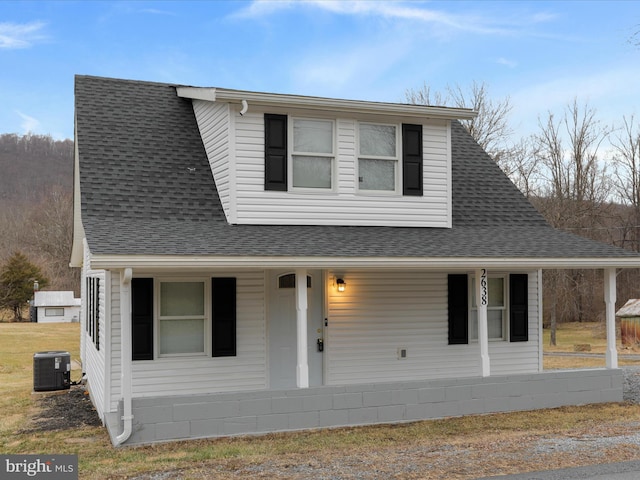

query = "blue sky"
[1,0,639,141]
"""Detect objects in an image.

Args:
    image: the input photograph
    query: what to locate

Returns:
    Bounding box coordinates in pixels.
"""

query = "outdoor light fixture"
[336,278,346,292]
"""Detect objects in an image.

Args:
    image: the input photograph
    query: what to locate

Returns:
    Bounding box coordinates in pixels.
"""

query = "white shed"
[33,291,81,323]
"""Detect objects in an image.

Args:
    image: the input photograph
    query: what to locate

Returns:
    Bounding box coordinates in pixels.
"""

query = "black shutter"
[132,278,154,360]
[510,274,529,342]
[212,277,237,357]
[95,278,100,351]
[264,114,288,191]
[402,123,423,196]
[448,274,468,344]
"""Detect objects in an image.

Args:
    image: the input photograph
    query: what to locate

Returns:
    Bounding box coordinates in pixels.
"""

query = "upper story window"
[265,114,423,196]
[358,123,398,192]
[291,118,334,190]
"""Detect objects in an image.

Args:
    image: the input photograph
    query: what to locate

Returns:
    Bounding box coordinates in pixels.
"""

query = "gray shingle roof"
[74,75,640,261]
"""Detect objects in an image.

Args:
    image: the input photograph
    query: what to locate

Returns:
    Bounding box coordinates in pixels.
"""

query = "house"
[70,75,640,447]
[32,291,81,323]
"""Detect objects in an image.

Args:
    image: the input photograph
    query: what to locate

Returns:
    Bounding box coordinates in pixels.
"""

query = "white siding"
[37,306,79,323]
[325,270,540,386]
[489,272,541,375]
[129,270,267,398]
[192,102,452,228]
[192,100,232,219]
[109,274,121,411]
[81,240,108,420]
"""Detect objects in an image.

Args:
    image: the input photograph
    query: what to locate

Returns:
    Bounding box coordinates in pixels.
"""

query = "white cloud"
[16,111,40,134]
[506,62,640,141]
[0,21,47,49]
[232,0,554,36]
[496,57,518,68]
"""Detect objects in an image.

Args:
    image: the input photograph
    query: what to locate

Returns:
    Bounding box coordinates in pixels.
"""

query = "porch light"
[336,278,346,292]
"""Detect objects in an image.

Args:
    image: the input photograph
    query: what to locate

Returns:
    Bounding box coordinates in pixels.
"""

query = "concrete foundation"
[105,369,623,446]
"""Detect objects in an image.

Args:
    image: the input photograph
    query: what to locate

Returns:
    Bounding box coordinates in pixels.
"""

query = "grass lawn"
[543,321,640,369]
[1,321,639,479]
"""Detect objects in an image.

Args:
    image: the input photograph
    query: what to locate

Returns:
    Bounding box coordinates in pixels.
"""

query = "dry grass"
[2,321,640,479]
[543,321,640,369]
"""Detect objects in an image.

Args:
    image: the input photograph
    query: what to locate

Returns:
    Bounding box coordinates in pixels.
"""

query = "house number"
[480,269,488,306]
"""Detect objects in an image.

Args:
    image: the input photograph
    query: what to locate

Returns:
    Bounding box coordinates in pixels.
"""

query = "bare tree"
[498,138,541,198]
[612,115,640,252]
[533,99,611,230]
[406,81,513,164]
[532,99,612,341]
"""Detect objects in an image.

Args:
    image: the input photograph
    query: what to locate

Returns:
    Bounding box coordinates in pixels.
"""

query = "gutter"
[115,267,133,446]
[89,255,640,271]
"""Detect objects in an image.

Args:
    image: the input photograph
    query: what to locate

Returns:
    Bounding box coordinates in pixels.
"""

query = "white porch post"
[604,268,618,369]
[295,268,309,388]
[476,268,490,377]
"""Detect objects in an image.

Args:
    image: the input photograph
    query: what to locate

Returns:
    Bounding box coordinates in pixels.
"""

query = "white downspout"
[115,267,133,446]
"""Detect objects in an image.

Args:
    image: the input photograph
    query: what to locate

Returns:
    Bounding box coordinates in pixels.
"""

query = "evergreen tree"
[0,252,49,322]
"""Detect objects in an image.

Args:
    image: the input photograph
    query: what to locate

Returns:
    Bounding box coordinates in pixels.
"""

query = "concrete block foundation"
[105,369,623,446]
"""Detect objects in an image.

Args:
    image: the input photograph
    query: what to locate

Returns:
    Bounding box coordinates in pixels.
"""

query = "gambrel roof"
[72,75,640,269]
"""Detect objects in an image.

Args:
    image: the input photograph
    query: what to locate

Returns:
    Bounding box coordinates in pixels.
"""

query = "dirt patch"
[20,386,101,433]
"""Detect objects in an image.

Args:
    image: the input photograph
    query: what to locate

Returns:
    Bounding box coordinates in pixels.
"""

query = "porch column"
[476,268,490,377]
[604,268,618,369]
[295,268,309,388]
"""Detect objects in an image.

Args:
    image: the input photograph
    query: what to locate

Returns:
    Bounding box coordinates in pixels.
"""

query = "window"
[159,281,206,356]
[85,277,100,350]
[132,277,237,360]
[470,276,506,340]
[45,307,64,317]
[265,114,423,195]
[291,118,334,189]
[358,123,398,192]
[447,273,528,345]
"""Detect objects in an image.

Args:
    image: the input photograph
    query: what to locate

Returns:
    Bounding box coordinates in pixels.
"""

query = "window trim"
[469,274,508,342]
[289,117,336,192]
[357,121,400,194]
[155,277,210,358]
[45,307,65,317]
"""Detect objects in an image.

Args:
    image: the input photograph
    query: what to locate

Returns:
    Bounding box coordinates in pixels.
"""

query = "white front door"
[268,270,324,389]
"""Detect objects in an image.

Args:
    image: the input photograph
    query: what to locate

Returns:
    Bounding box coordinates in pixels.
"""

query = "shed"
[616,299,640,345]
[33,291,81,323]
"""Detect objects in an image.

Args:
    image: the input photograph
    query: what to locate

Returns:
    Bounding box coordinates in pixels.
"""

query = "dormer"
[177,87,476,228]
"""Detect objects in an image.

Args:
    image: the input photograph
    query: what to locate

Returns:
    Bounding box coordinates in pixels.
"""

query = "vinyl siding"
[191,103,451,227]
[192,100,232,218]
[325,270,540,385]
[81,240,108,420]
[128,270,267,398]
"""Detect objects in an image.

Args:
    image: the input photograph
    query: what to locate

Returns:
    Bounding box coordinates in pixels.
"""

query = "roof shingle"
[74,75,640,261]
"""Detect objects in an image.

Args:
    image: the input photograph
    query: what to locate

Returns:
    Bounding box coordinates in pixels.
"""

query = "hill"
[0,133,77,301]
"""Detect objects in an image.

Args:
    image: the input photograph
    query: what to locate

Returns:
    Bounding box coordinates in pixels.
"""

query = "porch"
[107,368,622,446]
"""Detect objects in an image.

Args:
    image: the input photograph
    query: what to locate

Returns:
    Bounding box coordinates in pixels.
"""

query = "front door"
[268,270,324,389]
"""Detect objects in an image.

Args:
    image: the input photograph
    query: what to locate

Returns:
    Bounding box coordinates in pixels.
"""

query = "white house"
[70,75,640,446]
[33,291,81,323]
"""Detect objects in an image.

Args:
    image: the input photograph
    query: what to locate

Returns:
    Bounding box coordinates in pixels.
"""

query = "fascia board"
[176,86,477,121]
[89,255,640,271]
